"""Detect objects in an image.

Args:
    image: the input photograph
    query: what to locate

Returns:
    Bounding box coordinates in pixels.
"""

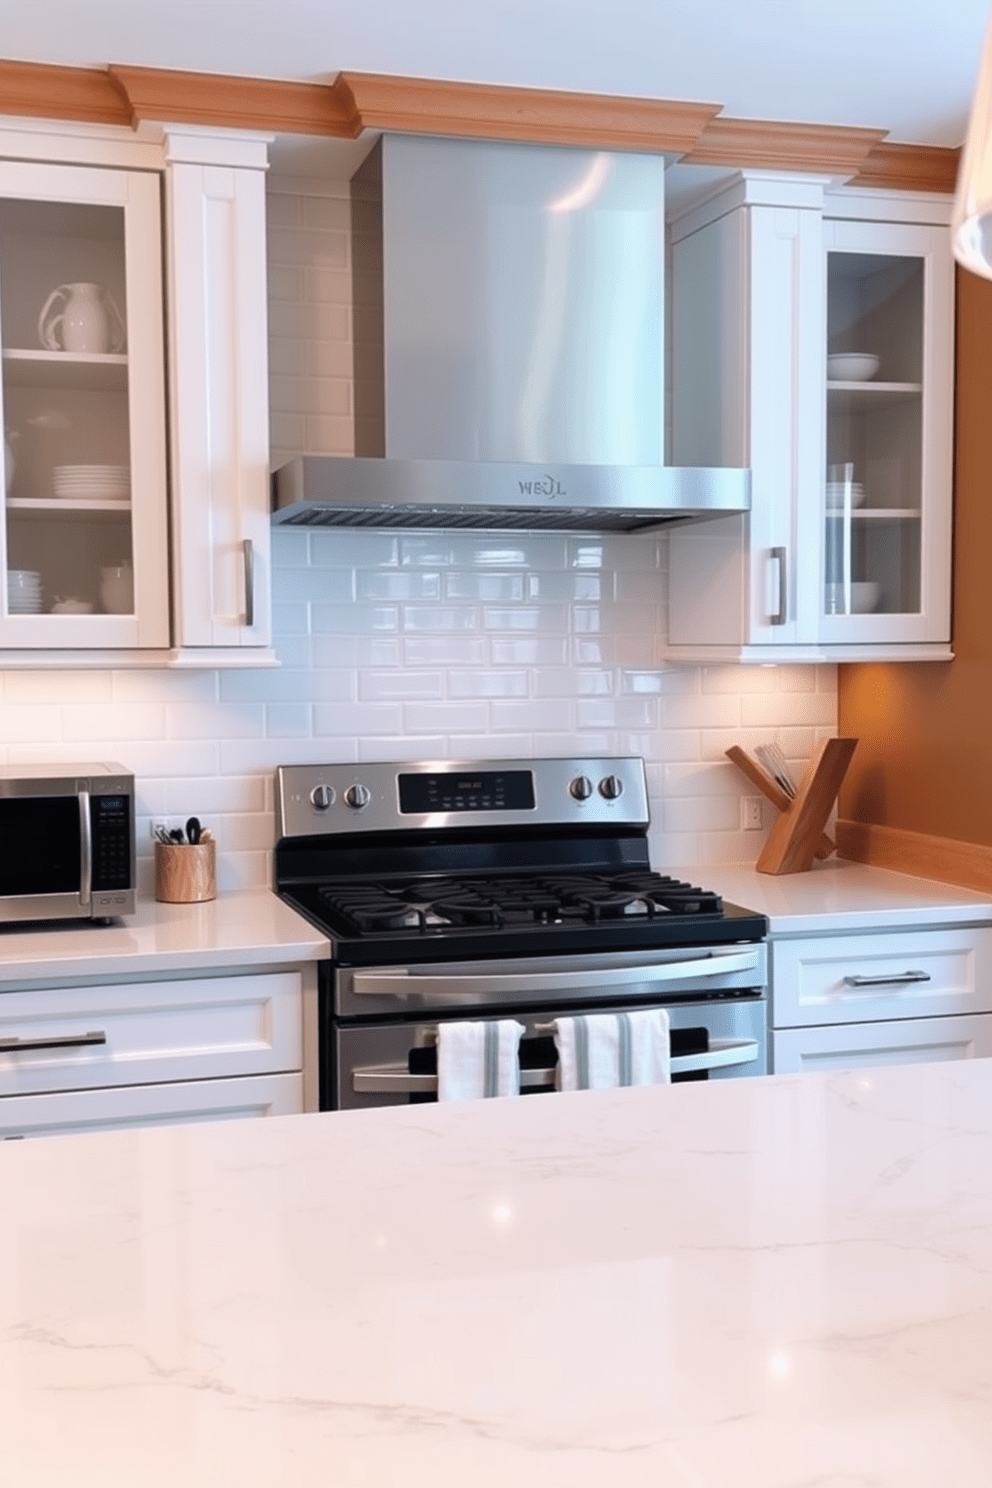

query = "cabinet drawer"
[772,1012,992,1075]
[0,1071,302,1140]
[0,972,301,1097]
[770,928,992,1028]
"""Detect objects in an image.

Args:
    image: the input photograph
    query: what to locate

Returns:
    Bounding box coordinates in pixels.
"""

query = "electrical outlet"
[741,797,763,831]
[150,818,169,839]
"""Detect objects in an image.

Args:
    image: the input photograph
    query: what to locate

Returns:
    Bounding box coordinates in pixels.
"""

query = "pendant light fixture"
[953,1,992,277]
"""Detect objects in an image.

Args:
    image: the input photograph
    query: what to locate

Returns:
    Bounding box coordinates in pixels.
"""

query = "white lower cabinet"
[0,1072,301,1140]
[0,966,311,1139]
[773,1014,992,1074]
[769,924,992,1075]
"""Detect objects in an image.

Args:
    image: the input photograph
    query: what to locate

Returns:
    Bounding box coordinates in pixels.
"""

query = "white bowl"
[827,353,880,382]
[825,581,881,614]
[51,598,93,615]
[825,483,867,509]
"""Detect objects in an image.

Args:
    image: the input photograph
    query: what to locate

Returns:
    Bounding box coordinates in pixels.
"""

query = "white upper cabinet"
[0,120,275,666]
[667,173,954,663]
[0,158,169,650]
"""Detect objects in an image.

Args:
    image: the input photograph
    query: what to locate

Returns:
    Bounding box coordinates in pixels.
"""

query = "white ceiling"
[1,0,989,148]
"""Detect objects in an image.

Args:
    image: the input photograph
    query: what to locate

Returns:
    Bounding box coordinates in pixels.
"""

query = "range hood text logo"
[517,475,567,499]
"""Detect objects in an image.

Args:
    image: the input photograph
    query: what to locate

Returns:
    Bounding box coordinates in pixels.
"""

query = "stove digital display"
[399,770,536,814]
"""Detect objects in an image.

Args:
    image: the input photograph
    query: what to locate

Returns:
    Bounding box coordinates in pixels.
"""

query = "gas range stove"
[274,757,769,1110]
[274,756,767,964]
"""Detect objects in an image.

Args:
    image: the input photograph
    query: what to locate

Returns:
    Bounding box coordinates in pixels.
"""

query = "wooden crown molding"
[0,58,960,194]
[684,116,887,176]
[837,819,992,894]
[0,59,130,127]
[333,72,721,153]
[108,65,352,136]
[853,140,960,194]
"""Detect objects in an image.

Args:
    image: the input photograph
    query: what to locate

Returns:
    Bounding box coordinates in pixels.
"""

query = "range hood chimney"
[272,134,749,533]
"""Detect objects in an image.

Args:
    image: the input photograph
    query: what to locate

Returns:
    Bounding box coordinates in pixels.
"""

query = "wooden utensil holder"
[155,841,216,903]
[726,737,858,875]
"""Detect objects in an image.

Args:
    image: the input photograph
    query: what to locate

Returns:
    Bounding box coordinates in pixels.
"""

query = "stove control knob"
[569,774,594,801]
[310,783,335,811]
[344,783,371,811]
[598,774,624,800]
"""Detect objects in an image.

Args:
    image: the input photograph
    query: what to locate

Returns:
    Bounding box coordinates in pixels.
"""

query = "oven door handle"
[351,1038,761,1094]
[348,948,763,1000]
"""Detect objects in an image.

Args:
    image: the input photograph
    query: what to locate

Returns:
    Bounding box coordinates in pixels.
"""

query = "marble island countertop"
[3,1057,991,1486]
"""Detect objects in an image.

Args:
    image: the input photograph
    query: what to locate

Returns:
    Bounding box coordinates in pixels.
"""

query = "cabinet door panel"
[0,1071,302,1139]
[772,1013,992,1074]
[0,161,168,648]
[771,927,992,1028]
[165,152,271,651]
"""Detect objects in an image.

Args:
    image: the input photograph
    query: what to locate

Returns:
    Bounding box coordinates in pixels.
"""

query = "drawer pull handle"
[842,971,931,989]
[0,1030,107,1053]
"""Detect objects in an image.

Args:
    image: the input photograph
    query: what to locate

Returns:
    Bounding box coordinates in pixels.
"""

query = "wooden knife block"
[726,738,858,875]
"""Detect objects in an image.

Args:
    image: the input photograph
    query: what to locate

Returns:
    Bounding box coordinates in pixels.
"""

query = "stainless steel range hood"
[272,135,749,534]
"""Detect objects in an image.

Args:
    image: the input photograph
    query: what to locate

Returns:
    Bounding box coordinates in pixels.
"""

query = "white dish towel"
[552,1008,671,1091]
[436,1019,526,1102]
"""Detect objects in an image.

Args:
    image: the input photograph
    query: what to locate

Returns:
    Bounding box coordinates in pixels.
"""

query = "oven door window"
[0,795,80,896]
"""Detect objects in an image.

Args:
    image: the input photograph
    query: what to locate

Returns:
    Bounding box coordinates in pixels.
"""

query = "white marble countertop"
[680,857,992,935]
[0,888,329,983]
[2,1058,990,1486]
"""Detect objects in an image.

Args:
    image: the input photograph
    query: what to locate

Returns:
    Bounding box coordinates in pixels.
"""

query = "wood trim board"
[0,58,961,194]
[837,819,992,894]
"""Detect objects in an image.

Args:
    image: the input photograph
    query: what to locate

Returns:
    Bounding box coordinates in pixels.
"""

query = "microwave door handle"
[79,789,92,906]
[349,947,763,1000]
[351,1039,761,1094]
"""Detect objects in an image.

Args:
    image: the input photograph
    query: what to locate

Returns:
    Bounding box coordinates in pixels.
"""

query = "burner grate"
[315,871,722,937]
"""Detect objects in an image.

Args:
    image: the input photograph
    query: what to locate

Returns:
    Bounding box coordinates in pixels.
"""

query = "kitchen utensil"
[38,282,126,355]
[755,743,796,798]
[185,816,202,845]
[826,352,880,382]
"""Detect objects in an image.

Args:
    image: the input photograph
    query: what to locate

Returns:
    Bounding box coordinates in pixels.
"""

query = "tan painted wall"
[838,267,992,844]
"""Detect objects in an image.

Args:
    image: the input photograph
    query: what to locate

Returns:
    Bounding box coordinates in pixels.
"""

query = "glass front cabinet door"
[818,206,953,649]
[0,160,168,650]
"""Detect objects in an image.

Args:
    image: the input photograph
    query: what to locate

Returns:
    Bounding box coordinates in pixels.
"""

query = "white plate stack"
[52,464,130,502]
[7,569,41,613]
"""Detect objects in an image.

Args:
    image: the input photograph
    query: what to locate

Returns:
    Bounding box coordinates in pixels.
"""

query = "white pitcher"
[38,282,126,355]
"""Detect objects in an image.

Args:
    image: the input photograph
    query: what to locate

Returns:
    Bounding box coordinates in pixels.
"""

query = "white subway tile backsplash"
[575,697,660,731]
[403,636,488,666]
[491,636,569,666]
[313,702,403,736]
[446,572,525,602]
[359,670,445,701]
[403,605,479,632]
[359,571,442,601]
[403,701,489,734]
[448,670,529,699]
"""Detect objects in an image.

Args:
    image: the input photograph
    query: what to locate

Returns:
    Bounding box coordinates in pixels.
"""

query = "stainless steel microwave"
[0,763,135,924]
